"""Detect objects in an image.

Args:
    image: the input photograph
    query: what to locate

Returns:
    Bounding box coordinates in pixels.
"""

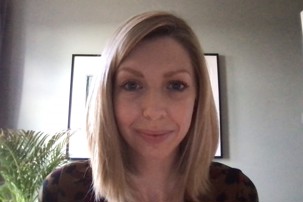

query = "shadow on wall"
[0,0,25,128]
[217,55,230,159]
[301,11,303,51]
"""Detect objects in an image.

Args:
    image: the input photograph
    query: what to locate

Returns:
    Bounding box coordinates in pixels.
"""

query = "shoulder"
[39,160,98,202]
[207,162,259,202]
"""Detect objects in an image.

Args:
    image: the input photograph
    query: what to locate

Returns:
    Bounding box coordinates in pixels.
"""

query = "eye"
[121,80,142,91]
[167,80,188,91]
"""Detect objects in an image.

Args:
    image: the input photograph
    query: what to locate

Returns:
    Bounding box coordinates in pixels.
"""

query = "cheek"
[114,97,138,129]
[171,99,195,134]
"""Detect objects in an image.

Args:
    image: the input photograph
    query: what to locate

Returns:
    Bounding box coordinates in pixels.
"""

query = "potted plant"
[0,129,70,202]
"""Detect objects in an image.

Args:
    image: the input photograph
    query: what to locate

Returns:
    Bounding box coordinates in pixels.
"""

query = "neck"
[130,152,183,202]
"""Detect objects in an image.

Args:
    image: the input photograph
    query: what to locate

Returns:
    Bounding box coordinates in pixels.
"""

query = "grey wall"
[1,0,303,201]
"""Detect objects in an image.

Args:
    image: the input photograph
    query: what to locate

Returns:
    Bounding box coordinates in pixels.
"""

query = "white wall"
[1,0,303,201]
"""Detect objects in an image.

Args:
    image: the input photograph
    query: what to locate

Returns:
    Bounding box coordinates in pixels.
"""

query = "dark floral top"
[39,160,258,202]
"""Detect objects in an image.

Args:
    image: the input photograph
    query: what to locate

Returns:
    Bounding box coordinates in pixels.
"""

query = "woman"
[40,11,258,202]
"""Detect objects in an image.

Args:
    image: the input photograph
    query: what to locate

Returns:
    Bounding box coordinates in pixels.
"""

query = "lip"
[135,129,173,144]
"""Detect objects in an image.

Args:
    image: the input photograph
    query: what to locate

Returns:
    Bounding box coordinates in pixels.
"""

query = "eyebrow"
[117,67,192,78]
[163,69,192,78]
[116,67,144,78]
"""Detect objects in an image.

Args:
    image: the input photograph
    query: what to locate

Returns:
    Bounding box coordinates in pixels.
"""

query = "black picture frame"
[68,54,222,159]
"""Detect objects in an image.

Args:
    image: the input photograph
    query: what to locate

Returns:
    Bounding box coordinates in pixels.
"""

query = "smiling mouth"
[135,129,173,143]
[137,129,173,135]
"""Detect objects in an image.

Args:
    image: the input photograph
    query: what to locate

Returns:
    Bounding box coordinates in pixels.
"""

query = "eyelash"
[120,80,142,91]
[119,80,189,92]
[167,80,189,92]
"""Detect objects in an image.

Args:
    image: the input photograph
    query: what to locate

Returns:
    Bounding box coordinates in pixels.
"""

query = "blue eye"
[167,80,188,91]
[121,81,142,91]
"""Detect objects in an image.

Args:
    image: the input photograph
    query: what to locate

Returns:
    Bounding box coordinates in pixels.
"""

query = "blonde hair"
[86,11,219,202]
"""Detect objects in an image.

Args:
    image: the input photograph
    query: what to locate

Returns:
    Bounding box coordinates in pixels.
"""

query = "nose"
[142,90,168,121]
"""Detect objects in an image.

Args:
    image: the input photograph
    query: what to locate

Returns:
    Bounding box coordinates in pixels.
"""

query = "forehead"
[118,37,193,73]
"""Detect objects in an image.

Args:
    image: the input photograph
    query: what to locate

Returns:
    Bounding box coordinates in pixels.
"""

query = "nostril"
[142,107,167,121]
[141,91,167,120]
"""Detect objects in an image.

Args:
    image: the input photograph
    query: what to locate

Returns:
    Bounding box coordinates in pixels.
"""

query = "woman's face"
[114,37,196,161]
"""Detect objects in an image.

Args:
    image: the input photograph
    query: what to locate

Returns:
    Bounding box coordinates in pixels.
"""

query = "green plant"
[0,129,70,202]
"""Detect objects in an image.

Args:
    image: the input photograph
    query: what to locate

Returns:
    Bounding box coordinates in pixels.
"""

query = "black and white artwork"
[68,54,222,159]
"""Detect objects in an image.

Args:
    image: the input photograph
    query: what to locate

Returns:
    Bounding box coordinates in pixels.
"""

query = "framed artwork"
[68,54,222,159]
[205,54,222,158]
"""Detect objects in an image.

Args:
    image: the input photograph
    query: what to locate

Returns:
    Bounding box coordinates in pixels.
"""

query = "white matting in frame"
[68,54,222,159]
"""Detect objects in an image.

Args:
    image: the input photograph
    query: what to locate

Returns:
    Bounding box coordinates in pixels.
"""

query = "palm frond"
[0,129,71,202]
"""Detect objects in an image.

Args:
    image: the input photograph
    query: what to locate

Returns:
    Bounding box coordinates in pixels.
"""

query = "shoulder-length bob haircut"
[86,11,219,201]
